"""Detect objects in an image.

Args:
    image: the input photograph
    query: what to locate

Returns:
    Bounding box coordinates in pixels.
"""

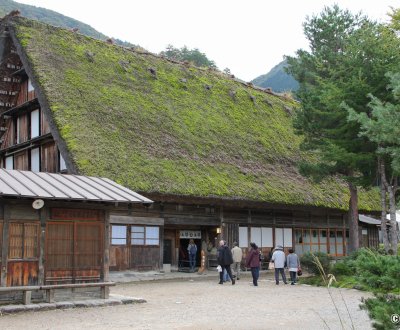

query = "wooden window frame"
[130,226,160,246]
[8,221,39,261]
[111,225,127,245]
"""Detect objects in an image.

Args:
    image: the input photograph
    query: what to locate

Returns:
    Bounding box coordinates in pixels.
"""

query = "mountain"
[251,60,299,93]
[0,0,135,47]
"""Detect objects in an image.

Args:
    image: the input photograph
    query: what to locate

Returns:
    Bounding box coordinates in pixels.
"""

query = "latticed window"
[131,226,159,246]
[8,222,39,259]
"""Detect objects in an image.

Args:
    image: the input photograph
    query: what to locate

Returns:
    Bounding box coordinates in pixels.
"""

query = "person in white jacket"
[271,245,287,285]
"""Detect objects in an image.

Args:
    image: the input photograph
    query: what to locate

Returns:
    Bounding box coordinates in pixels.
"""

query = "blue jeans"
[251,267,259,286]
[189,253,196,269]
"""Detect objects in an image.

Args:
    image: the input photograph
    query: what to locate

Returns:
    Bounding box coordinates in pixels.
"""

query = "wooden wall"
[0,201,108,287]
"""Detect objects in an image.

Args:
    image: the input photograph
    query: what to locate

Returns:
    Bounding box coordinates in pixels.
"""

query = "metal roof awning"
[0,169,153,204]
[359,214,381,225]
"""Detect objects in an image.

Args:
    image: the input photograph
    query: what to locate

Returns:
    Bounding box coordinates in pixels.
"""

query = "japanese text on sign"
[179,230,201,239]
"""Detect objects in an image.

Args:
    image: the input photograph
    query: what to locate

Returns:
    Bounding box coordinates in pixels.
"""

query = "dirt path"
[0,276,372,330]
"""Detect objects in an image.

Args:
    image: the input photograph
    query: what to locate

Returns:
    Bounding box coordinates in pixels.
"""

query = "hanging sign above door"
[179,230,201,239]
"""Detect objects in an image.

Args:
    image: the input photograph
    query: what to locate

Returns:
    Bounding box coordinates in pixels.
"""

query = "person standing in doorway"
[231,242,243,280]
[187,239,197,272]
[271,245,287,285]
[217,240,235,285]
[286,249,300,285]
[245,242,260,286]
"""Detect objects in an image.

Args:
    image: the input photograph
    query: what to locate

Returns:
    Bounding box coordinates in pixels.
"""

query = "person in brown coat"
[246,242,261,286]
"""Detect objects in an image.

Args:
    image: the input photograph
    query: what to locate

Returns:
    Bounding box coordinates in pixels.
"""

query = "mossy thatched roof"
[6,17,380,211]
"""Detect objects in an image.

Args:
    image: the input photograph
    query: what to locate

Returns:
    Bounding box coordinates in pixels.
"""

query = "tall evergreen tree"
[286,5,400,252]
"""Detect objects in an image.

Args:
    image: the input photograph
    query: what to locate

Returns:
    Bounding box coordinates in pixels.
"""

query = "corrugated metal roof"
[359,214,381,225]
[0,169,153,204]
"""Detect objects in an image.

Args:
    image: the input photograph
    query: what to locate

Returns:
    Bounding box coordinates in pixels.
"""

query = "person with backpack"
[187,239,197,272]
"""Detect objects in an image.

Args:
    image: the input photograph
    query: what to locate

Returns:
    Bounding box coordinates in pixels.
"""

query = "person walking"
[187,239,197,272]
[245,242,260,286]
[217,240,235,285]
[231,242,243,280]
[286,248,300,285]
[271,245,287,285]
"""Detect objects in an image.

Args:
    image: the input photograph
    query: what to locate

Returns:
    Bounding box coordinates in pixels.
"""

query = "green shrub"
[300,252,332,275]
[331,261,354,276]
[355,249,400,293]
[361,295,400,330]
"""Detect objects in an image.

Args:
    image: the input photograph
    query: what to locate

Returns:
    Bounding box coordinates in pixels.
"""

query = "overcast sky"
[15,0,399,81]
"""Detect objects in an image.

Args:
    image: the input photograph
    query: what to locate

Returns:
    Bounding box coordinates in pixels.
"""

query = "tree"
[348,72,400,254]
[286,5,400,252]
[160,45,217,69]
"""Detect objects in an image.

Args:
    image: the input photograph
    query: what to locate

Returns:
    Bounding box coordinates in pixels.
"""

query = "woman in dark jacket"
[217,240,235,285]
[246,242,261,286]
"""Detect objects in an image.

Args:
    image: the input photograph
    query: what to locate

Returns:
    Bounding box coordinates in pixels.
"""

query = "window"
[145,227,159,245]
[28,78,34,92]
[239,226,248,248]
[131,226,159,246]
[59,152,67,171]
[30,109,40,139]
[250,227,273,247]
[5,156,13,169]
[295,228,346,256]
[111,225,127,245]
[8,222,39,259]
[30,148,40,172]
[275,228,292,247]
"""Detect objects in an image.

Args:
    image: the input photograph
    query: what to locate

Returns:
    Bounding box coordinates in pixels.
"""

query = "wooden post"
[46,289,54,303]
[22,290,32,305]
[1,204,10,287]
[38,207,47,286]
[103,210,110,298]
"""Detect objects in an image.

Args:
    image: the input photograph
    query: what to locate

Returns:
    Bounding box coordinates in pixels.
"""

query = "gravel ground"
[0,275,373,330]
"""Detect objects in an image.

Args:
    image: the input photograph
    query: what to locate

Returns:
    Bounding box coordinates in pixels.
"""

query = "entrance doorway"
[178,239,200,272]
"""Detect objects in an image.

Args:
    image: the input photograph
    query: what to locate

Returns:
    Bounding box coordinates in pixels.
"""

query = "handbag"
[268,261,275,270]
[297,267,302,276]
[216,265,222,272]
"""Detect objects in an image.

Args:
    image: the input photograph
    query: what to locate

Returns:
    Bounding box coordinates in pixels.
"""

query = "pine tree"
[286,5,400,252]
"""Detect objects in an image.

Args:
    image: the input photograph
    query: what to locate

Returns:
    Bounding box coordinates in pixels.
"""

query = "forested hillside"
[0,0,134,47]
[251,60,299,92]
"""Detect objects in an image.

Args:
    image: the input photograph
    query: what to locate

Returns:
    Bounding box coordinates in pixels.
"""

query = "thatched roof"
[4,17,380,211]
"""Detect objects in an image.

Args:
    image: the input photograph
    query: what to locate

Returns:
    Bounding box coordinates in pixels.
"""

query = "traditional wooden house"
[0,16,380,273]
[0,168,152,303]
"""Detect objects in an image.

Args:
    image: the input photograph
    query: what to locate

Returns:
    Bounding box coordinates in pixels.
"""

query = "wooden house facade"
[0,168,152,304]
[0,17,381,274]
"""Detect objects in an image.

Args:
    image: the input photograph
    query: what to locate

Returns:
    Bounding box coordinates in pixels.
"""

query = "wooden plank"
[1,204,10,287]
[110,215,164,225]
[103,211,110,282]
[38,207,47,285]
[10,205,38,220]
[165,217,219,226]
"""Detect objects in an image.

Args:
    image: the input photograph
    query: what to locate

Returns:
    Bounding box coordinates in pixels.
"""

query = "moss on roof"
[9,17,380,211]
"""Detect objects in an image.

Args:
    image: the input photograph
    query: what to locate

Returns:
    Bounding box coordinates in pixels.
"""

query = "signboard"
[179,230,201,239]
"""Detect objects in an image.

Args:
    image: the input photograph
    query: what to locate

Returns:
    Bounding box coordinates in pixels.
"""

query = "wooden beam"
[38,206,47,286]
[1,204,10,287]
[103,210,110,283]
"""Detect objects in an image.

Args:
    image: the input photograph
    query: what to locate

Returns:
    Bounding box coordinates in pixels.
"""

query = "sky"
[15,0,400,81]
